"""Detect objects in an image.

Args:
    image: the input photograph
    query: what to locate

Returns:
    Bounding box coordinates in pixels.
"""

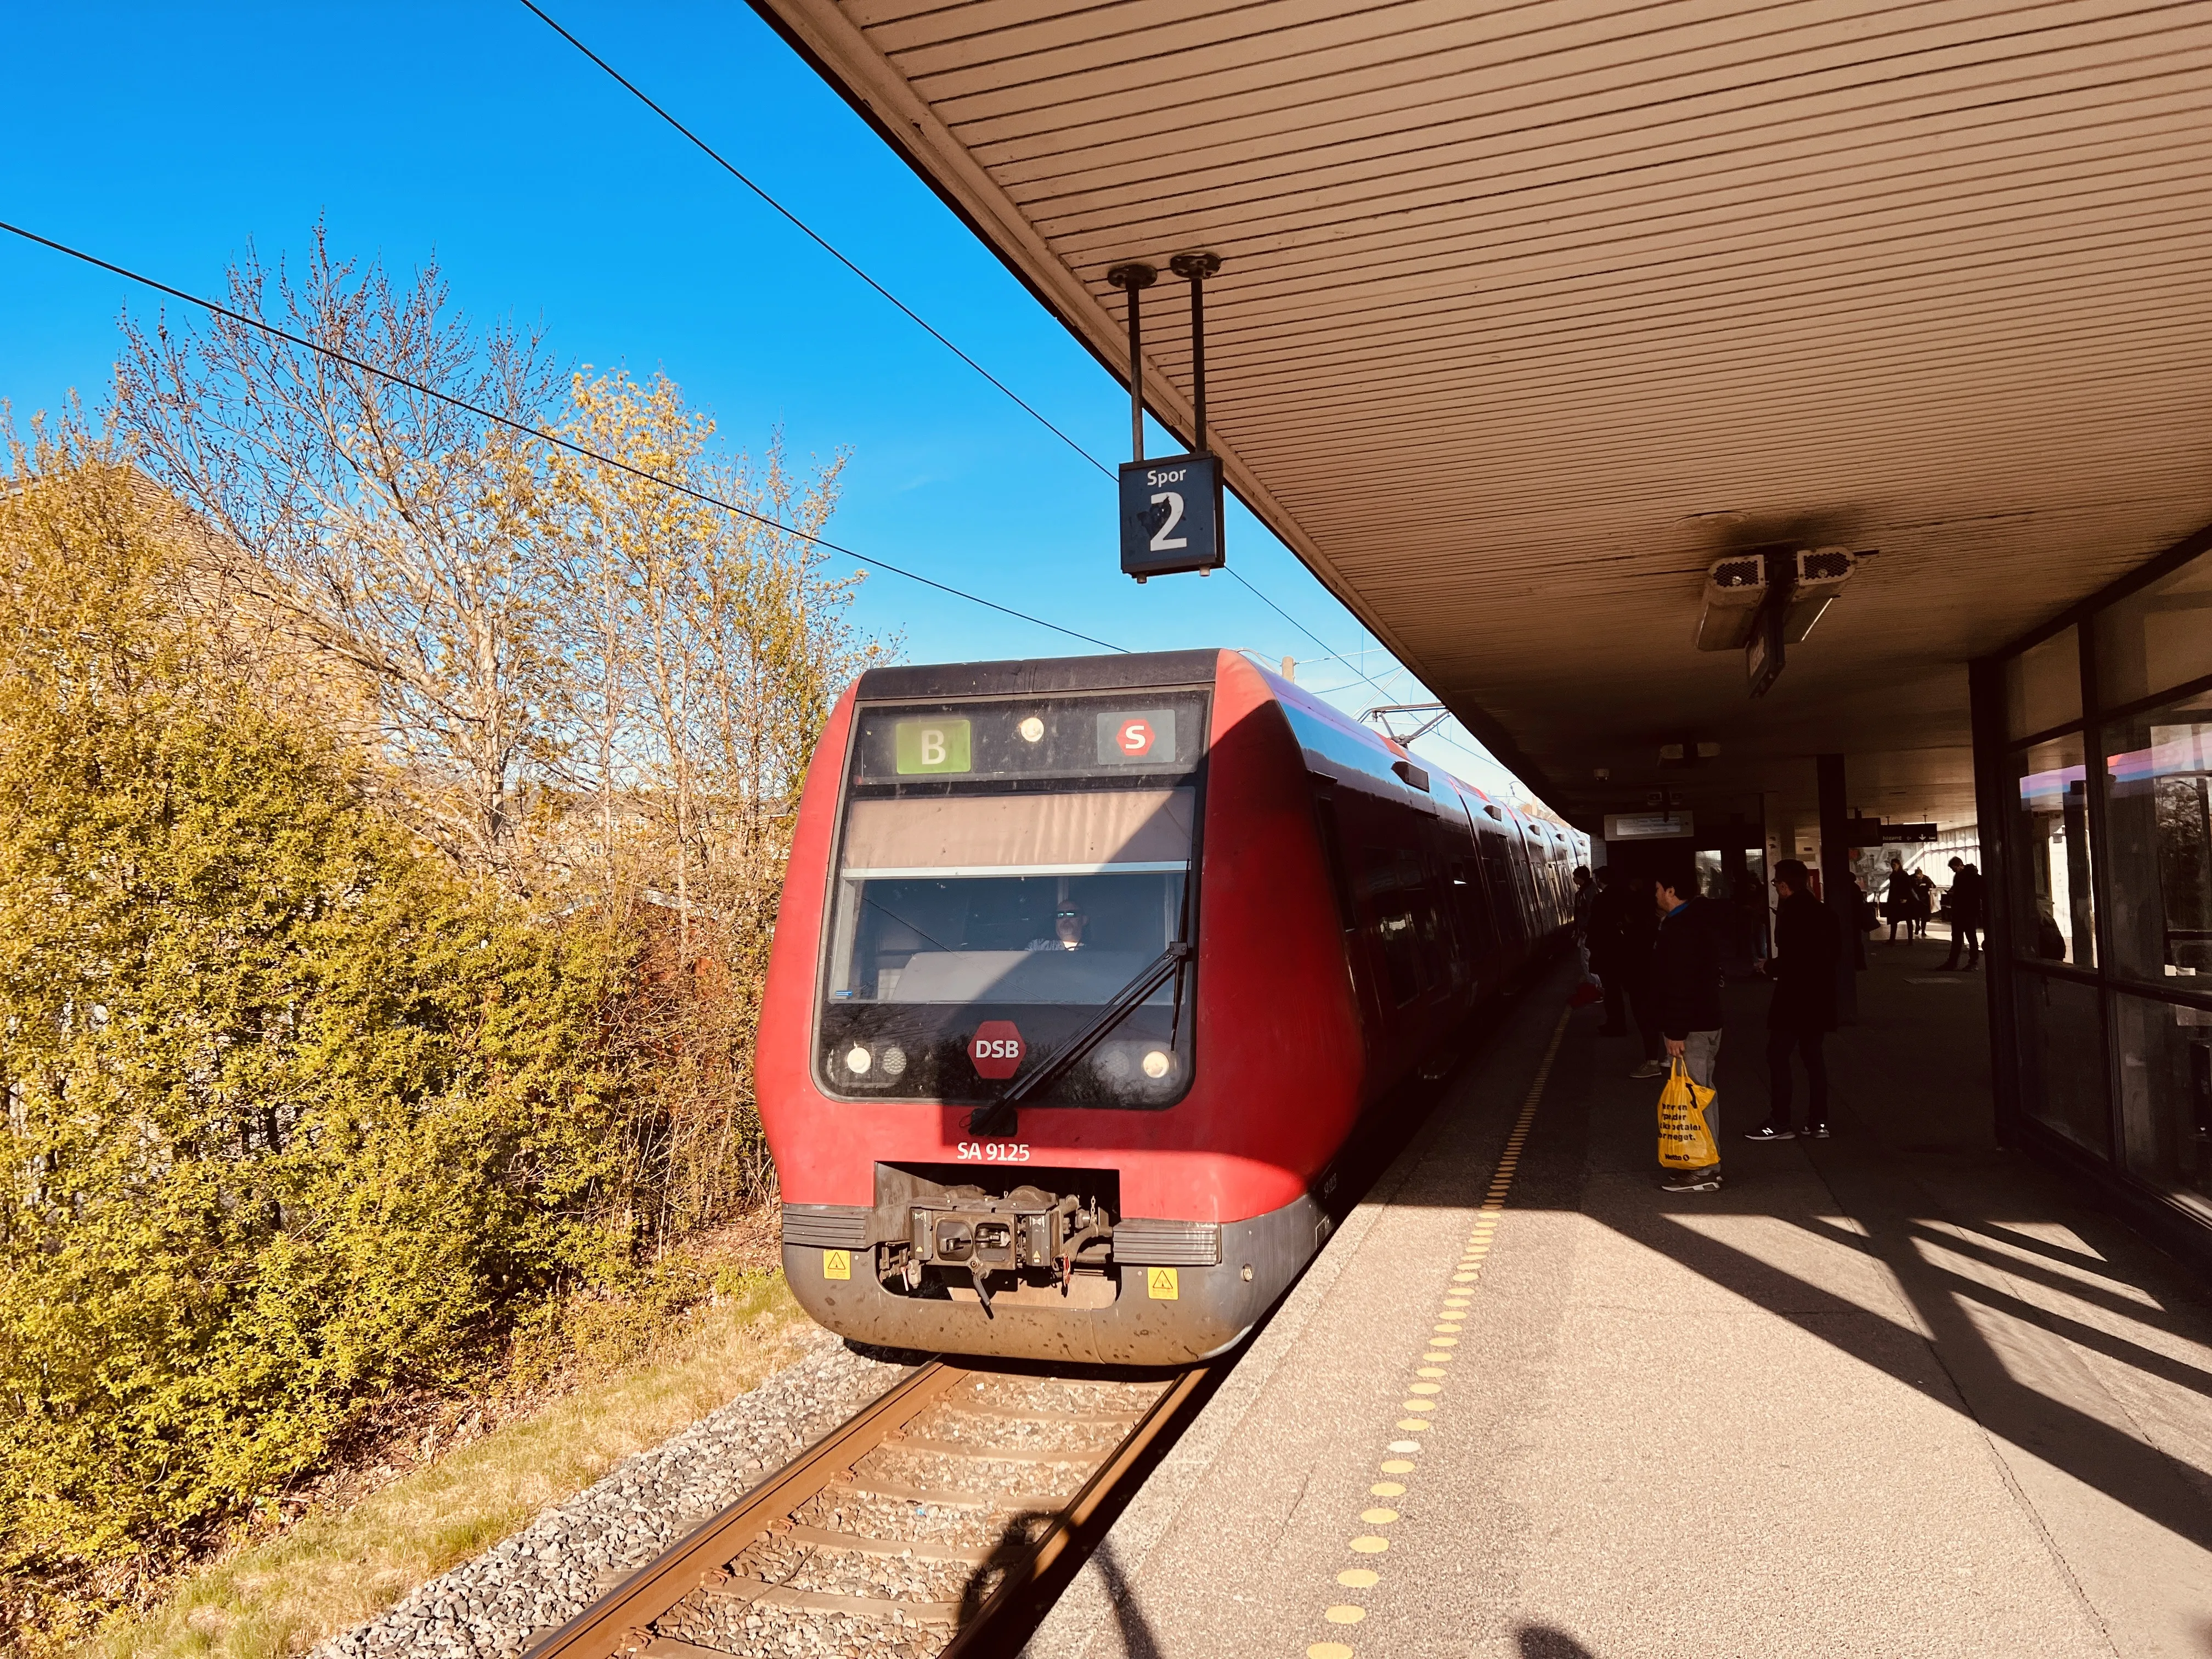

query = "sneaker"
[1660,1167,1722,1193]
[1743,1123,1796,1142]
[1629,1059,1669,1080]
[1804,1122,1832,1139]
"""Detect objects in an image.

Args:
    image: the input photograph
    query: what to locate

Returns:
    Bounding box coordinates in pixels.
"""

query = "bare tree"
[550,367,888,1233]
[115,221,563,885]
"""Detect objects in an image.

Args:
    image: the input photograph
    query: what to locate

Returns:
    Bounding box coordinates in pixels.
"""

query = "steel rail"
[521,1361,968,1659]
[518,1357,1207,1659]
[935,1363,1212,1659]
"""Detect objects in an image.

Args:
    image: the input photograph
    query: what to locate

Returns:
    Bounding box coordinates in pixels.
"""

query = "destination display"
[850,691,1209,786]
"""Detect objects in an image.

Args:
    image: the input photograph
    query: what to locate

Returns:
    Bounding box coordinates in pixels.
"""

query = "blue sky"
[0,0,1534,803]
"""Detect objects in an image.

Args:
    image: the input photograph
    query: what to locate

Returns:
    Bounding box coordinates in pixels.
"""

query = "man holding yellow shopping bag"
[1651,866,1726,1193]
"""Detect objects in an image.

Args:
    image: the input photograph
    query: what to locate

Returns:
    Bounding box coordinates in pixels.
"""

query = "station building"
[751,0,2212,1270]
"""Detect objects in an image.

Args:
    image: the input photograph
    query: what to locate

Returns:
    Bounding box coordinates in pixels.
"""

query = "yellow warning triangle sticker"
[1146,1266,1180,1300]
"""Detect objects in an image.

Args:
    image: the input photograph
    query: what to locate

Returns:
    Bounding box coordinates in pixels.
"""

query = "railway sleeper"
[700,1578,963,1626]
[831,1476,1017,1510]
[777,1523,1011,1565]
[894,1436,1106,1465]
[941,1398,1145,1426]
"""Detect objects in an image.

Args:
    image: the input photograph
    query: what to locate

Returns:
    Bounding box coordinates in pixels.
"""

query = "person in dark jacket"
[1883,856,1918,943]
[1620,888,1667,1079]
[1651,867,1725,1192]
[1939,856,1985,969]
[1746,858,1839,1141]
[1586,867,1633,1036]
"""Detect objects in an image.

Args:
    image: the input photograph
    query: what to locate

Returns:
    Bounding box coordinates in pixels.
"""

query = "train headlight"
[1098,1047,1132,1080]
[844,1045,872,1075]
[881,1045,907,1078]
[1141,1049,1173,1079]
[1018,715,1045,743]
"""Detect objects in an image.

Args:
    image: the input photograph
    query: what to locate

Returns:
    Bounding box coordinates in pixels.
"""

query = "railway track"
[521,1358,1209,1659]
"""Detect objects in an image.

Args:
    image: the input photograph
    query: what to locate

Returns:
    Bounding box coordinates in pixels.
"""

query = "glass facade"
[2006,625,2081,739]
[1985,543,2212,1235]
[2011,732,2097,967]
[2101,689,2212,986]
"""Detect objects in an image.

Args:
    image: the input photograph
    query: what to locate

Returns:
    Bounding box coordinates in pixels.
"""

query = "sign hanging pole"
[1106,262,1156,462]
[1169,251,1222,452]
[1112,255,1223,583]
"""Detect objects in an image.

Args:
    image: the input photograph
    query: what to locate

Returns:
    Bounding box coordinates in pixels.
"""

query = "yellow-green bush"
[0,441,636,1567]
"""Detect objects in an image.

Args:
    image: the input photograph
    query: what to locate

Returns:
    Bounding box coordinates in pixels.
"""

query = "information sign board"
[1120,452,1225,579]
[1605,811,1695,840]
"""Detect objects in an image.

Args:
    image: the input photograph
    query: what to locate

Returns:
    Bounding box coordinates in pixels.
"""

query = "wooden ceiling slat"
[1188,231,2212,411]
[883,0,1397,78]
[1147,139,2212,346]
[1171,187,2212,378]
[1032,30,2207,255]
[927,0,1804,134]
[987,0,2149,213]
[1039,62,2210,293]
[980,14,2200,183]
[1007,69,2207,239]
[936,0,2153,147]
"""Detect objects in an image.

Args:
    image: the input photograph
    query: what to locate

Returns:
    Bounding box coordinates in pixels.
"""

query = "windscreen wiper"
[966,940,1192,1138]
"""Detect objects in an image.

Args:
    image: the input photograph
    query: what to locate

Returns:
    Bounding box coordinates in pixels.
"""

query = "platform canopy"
[752,0,2212,846]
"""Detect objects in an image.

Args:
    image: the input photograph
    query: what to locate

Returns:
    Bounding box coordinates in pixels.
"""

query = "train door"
[1476,820,1531,962]
[1307,774,1383,1049]
[1430,800,1482,996]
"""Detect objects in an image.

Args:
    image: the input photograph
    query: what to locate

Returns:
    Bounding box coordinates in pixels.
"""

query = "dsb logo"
[969,1020,1024,1079]
[1117,718,1155,757]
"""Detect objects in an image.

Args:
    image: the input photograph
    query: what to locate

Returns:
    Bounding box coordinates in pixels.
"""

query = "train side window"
[1362,844,1424,1005]
[1455,854,1502,957]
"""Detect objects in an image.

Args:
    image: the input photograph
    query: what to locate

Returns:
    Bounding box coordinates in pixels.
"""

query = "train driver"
[1026,907,1088,952]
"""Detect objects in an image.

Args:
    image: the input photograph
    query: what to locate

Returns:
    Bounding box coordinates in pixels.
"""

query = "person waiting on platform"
[1938,856,1984,970]
[1571,864,1595,983]
[1591,867,1667,1078]
[1884,855,1918,943]
[1747,857,1839,1142]
[1652,866,1726,1193]
[1587,867,1632,1035]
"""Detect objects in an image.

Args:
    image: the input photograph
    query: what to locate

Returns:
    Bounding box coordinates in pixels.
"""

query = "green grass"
[92,1274,812,1659]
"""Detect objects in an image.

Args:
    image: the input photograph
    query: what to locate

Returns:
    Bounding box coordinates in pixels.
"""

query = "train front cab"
[758,650,1565,1365]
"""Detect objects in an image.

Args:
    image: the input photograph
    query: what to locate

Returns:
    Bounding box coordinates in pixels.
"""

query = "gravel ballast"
[313,1332,914,1659]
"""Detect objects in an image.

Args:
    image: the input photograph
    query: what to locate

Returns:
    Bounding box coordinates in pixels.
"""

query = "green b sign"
[895,717,971,774]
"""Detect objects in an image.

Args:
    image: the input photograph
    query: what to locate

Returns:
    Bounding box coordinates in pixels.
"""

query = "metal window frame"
[1974,520,2212,1272]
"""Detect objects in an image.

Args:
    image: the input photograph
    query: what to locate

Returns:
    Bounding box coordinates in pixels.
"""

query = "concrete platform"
[1026,941,2212,1658]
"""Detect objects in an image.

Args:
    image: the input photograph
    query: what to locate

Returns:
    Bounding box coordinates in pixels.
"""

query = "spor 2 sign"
[1119,452,1224,580]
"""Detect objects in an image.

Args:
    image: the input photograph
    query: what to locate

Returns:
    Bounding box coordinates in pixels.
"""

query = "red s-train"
[759,649,1583,1364]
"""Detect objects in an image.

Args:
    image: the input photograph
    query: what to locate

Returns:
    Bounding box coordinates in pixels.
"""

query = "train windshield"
[817,690,1207,1109]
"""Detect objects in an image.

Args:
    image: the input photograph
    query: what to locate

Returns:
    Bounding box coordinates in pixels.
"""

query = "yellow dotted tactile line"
[1306,1006,1571,1659]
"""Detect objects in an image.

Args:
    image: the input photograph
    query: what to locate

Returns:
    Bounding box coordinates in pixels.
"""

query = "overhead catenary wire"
[1225,567,1401,700]
[520,2,1422,707]
[0,217,1128,654]
[518,0,1113,483]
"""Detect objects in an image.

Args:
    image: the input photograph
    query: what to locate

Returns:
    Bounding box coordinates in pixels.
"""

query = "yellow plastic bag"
[1657,1057,1718,1169]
